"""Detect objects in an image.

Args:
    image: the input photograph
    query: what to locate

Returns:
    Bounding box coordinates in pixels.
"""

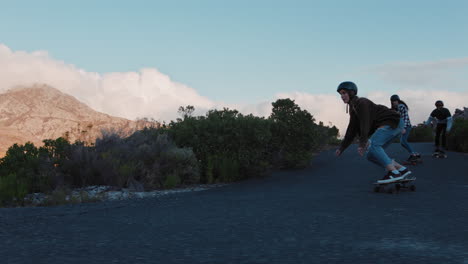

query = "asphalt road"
[1,143,468,264]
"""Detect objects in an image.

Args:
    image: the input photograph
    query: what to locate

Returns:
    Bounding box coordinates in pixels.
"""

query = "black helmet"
[435,100,444,106]
[390,94,400,101]
[337,81,358,96]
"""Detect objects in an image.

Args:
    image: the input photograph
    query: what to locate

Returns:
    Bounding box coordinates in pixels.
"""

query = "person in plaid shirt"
[390,94,420,162]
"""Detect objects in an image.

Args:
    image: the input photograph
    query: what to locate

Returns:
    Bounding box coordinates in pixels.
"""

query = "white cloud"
[368,90,468,125]
[266,89,468,138]
[1,44,467,137]
[0,44,214,123]
[368,57,468,88]
[274,92,347,130]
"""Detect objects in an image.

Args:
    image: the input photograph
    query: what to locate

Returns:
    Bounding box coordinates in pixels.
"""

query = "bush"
[0,142,53,205]
[447,119,468,152]
[0,173,29,206]
[170,100,340,180]
[0,99,340,206]
[169,108,273,182]
[0,130,200,206]
[269,99,324,168]
[163,173,181,189]
[408,124,434,142]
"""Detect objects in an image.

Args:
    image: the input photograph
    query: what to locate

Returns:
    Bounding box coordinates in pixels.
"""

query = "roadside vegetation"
[447,119,468,152]
[408,119,468,153]
[0,98,339,207]
[408,123,434,142]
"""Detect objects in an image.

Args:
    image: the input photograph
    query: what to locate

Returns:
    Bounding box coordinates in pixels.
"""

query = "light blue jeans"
[365,119,404,168]
[400,126,415,154]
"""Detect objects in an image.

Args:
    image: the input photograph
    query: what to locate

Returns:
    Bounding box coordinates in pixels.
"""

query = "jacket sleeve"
[447,117,453,132]
[355,99,371,148]
[425,116,434,126]
[339,112,358,152]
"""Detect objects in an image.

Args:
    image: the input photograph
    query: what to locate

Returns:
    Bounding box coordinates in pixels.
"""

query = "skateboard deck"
[373,177,416,193]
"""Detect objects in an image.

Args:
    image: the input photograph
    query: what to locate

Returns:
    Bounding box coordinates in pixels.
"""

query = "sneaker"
[399,168,412,178]
[378,171,405,183]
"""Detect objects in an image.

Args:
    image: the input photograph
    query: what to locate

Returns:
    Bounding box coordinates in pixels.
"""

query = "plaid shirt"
[398,104,412,128]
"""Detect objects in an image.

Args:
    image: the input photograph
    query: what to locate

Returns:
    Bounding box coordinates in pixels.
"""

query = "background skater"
[425,100,452,157]
[390,94,421,163]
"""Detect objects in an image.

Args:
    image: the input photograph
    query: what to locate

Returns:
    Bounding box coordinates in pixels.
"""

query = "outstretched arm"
[446,117,453,132]
[338,113,358,155]
[425,116,434,126]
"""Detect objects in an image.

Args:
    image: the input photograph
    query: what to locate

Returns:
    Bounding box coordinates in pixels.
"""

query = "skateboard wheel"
[395,184,401,191]
[373,186,380,193]
[387,188,395,194]
[409,185,416,191]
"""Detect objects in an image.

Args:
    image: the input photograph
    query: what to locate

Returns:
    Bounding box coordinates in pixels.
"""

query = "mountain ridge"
[0,84,157,156]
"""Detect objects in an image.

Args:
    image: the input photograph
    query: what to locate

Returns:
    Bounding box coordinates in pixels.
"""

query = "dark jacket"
[430,108,451,124]
[339,96,400,152]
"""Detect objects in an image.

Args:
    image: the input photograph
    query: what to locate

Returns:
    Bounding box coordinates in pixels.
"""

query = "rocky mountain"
[0,84,157,157]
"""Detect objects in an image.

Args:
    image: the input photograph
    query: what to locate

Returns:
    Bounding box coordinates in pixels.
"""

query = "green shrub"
[0,173,29,206]
[205,156,214,184]
[163,173,181,188]
[408,124,434,142]
[206,154,241,183]
[0,143,51,203]
[169,108,273,182]
[269,99,325,169]
[447,119,468,152]
[43,188,69,206]
[118,163,137,188]
[0,100,340,206]
[92,130,199,189]
[170,101,340,181]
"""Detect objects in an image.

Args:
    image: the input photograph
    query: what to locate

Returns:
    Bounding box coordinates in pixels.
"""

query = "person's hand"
[357,147,365,156]
[335,149,342,157]
[402,128,406,135]
[357,141,369,156]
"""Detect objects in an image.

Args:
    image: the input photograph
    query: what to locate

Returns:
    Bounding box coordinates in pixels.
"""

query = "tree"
[269,98,319,168]
[178,105,195,120]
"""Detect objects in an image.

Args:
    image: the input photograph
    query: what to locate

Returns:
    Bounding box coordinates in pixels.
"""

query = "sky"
[1,0,468,135]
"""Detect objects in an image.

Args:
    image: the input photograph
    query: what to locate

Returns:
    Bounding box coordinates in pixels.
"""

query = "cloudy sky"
[1,0,468,135]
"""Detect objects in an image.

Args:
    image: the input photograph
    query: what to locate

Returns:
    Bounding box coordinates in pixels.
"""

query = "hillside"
[0,84,157,156]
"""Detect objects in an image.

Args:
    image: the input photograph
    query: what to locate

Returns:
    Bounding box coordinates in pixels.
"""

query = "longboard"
[373,177,416,193]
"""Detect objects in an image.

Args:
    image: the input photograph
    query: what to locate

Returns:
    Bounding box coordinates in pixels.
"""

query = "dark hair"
[392,99,409,111]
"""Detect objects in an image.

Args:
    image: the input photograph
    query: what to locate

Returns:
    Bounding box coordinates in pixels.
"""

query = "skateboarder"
[335,82,411,183]
[390,94,420,162]
[425,100,453,156]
